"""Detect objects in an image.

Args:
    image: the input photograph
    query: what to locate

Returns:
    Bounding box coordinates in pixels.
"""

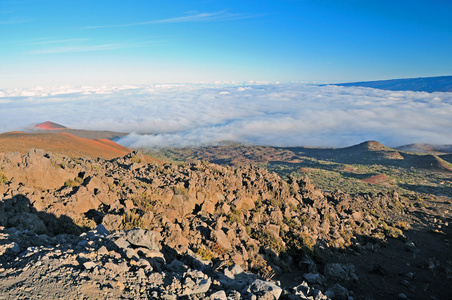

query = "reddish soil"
[34,121,67,130]
[362,174,391,184]
[0,131,156,161]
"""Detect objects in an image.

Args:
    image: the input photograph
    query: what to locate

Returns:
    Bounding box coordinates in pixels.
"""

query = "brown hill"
[289,141,404,165]
[34,121,67,130]
[409,154,452,173]
[31,121,128,140]
[0,131,157,161]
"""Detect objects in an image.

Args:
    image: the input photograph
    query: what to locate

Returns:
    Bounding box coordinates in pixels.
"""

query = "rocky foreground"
[1,224,355,299]
[0,149,451,299]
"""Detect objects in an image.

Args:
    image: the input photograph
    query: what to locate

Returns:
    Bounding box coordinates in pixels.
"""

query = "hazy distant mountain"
[336,75,452,93]
[30,121,128,140]
[35,121,67,130]
[395,143,452,155]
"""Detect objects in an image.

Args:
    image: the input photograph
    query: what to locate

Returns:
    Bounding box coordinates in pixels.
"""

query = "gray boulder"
[8,212,46,234]
[303,273,326,285]
[324,263,358,282]
[325,283,349,300]
[247,279,282,299]
[124,228,160,251]
[210,290,227,300]
[224,264,244,279]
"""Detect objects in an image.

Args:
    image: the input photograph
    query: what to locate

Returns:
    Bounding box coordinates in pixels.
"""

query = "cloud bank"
[1,84,451,148]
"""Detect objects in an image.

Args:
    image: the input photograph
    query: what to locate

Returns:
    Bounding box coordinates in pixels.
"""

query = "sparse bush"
[282,230,316,257]
[339,229,353,246]
[299,232,315,252]
[173,186,189,199]
[122,211,145,230]
[74,218,96,231]
[267,197,283,208]
[414,198,427,208]
[227,210,242,224]
[245,225,252,236]
[394,220,410,230]
[288,202,298,211]
[212,243,227,255]
[195,248,214,261]
[283,216,300,231]
[0,170,8,185]
[64,177,83,188]
[325,213,336,226]
[385,226,405,240]
[299,215,308,226]
[250,255,275,280]
[254,198,263,210]
[131,195,155,212]
[130,156,142,164]
[108,182,116,191]
[91,164,101,173]
[252,229,284,254]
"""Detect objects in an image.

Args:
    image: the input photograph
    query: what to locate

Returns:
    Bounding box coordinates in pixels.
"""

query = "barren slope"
[0,131,135,160]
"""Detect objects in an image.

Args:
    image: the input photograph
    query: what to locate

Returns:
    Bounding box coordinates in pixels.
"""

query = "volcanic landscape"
[0,121,451,300]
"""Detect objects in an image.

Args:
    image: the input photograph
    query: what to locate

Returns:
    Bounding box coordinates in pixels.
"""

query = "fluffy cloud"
[1,84,451,148]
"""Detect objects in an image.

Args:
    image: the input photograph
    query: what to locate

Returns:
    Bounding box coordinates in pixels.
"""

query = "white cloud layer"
[1,84,451,148]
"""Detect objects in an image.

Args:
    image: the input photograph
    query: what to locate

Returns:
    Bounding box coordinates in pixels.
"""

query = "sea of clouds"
[1,83,451,148]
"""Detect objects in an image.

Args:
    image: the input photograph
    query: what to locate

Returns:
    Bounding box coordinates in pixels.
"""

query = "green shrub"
[227,209,242,224]
[252,229,284,254]
[131,195,155,212]
[195,248,214,261]
[173,186,189,198]
[282,231,315,257]
[130,156,142,163]
[394,220,410,230]
[283,216,300,231]
[299,215,308,226]
[64,177,83,187]
[122,211,145,230]
[288,202,298,211]
[250,255,275,280]
[74,218,96,231]
[245,225,252,236]
[0,170,7,185]
[385,226,405,240]
[254,198,263,210]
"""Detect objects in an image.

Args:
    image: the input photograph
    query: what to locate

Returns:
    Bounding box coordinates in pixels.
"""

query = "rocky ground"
[0,225,351,300]
[0,149,451,299]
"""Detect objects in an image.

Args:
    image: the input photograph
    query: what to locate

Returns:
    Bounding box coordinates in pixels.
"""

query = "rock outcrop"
[0,149,416,299]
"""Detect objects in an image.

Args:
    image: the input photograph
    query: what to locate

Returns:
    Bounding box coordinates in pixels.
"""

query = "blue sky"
[1,0,452,88]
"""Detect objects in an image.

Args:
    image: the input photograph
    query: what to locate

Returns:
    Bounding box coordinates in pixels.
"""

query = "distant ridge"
[335,75,452,93]
[342,140,392,153]
[35,121,67,130]
[30,121,128,140]
[395,143,452,155]
[288,140,452,173]
[291,141,404,164]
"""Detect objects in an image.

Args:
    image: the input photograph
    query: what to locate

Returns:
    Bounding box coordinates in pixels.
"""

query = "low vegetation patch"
[64,176,83,188]
[122,211,145,230]
[195,248,214,261]
[251,229,284,254]
[0,170,7,185]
